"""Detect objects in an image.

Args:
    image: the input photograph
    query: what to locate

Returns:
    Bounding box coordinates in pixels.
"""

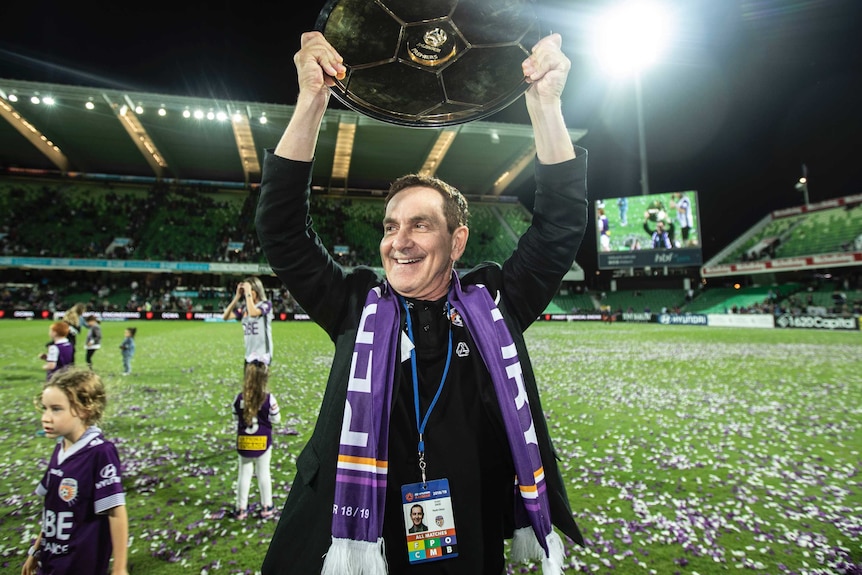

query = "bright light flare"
[593,0,673,77]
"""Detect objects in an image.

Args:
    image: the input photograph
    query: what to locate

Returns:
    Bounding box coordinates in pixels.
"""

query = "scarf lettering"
[340,401,368,447]
[340,300,379,447]
[505,362,529,411]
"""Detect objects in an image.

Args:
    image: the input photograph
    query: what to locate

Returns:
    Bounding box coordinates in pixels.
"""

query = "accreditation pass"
[401,478,458,564]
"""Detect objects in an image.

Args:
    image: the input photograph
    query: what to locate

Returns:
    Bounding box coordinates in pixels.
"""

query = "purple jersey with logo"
[46,339,74,381]
[35,427,125,575]
[234,392,279,457]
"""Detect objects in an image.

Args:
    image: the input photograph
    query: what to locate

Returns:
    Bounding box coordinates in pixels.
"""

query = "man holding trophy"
[256,20,587,575]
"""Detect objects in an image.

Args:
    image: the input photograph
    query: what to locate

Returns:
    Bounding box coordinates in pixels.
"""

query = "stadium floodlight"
[593,0,672,77]
[795,173,809,206]
[794,164,808,206]
[592,0,673,196]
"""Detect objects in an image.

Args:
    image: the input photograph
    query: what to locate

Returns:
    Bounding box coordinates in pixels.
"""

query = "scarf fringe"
[321,537,388,575]
[511,527,565,575]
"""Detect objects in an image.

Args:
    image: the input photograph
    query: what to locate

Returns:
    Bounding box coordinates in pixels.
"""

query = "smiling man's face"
[380,186,467,302]
[410,505,424,526]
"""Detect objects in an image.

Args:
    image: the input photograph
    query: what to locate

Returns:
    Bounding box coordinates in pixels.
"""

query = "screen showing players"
[595,190,703,269]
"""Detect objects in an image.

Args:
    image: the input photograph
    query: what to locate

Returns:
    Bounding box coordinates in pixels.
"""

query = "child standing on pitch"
[119,327,136,375]
[23,368,129,575]
[40,321,74,381]
[84,315,102,370]
[222,277,275,367]
[233,355,281,520]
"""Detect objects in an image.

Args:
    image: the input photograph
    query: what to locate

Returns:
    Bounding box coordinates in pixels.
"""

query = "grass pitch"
[0,319,859,574]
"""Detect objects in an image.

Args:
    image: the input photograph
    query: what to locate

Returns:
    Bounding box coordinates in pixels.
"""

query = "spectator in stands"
[255,31,585,575]
[222,277,274,367]
[650,221,672,249]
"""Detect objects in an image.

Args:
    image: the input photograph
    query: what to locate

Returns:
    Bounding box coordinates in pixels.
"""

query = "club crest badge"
[59,477,78,503]
[448,307,464,328]
[407,25,457,67]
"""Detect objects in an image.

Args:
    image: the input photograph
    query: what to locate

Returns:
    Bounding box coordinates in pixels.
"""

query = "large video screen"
[595,190,703,269]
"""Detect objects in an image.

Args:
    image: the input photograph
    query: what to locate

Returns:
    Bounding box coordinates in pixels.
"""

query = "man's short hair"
[385,174,470,233]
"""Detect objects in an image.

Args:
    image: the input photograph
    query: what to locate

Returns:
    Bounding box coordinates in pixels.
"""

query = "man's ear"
[450,226,469,263]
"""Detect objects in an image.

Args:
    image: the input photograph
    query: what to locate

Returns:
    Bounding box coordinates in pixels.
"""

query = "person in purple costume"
[23,368,129,575]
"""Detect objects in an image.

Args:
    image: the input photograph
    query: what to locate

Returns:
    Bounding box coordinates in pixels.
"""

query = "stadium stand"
[3,174,858,318]
[704,194,862,268]
[776,205,862,258]
[547,286,596,314]
[683,284,797,314]
[0,176,254,263]
[600,288,687,314]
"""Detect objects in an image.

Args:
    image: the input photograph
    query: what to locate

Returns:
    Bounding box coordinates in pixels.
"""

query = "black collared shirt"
[383,297,515,574]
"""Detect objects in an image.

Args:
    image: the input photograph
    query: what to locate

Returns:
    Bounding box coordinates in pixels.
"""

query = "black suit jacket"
[256,148,588,574]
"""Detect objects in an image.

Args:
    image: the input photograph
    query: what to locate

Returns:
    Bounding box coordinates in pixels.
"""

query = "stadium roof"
[0,78,587,197]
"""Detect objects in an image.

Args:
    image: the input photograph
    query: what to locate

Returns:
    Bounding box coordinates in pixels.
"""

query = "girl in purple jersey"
[23,368,129,575]
[233,355,281,520]
[40,321,74,381]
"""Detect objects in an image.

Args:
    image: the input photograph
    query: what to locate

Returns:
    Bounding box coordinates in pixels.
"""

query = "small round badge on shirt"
[59,477,79,503]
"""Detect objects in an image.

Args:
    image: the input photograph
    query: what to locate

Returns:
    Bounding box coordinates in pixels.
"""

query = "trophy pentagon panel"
[441,45,530,106]
[380,0,458,24]
[317,0,402,66]
[347,63,446,118]
[450,0,539,46]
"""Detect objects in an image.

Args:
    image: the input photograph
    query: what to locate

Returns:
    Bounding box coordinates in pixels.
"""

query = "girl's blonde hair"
[62,302,87,326]
[244,276,267,303]
[40,368,107,426]
[242,361,269,427]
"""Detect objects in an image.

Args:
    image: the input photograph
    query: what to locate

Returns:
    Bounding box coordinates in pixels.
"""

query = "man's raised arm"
[274,31,347,162]
[521,33,576,165]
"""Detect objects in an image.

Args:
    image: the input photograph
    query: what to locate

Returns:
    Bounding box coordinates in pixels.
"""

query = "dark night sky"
[2,0,861,267]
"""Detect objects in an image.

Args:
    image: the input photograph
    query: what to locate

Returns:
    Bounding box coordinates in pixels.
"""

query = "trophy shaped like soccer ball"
[316,0,543,127]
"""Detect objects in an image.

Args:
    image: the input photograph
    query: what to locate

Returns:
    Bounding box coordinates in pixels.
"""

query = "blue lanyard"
[401,297,453,485]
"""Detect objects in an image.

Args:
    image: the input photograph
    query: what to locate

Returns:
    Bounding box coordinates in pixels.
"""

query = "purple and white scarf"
[321,273,564,574]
